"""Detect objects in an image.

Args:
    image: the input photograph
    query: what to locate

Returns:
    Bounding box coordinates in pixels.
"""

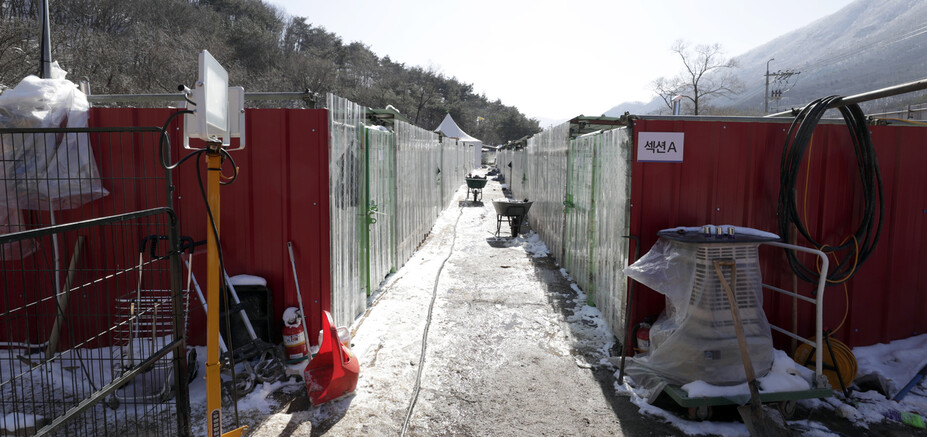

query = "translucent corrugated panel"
[364,125,394,294]
[524,122,570,262]
[492,126,633,340]
[440,137,468,208]
[591,128,632,337]
[327,94,366,327]
[393,120,442,266]
[495,148,523,196]
[563,131,599,298]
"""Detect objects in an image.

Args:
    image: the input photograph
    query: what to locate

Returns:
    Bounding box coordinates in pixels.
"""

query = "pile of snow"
[660,225,780,240]
[228,274,268,287]
[521,232,550,258]
[681,350,813,401]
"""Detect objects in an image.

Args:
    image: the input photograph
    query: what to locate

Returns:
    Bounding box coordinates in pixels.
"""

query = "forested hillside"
[0,0,540,144]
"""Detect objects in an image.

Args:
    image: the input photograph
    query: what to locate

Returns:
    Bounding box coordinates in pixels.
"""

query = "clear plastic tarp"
[394,120,442,266]
[328,94,366,327]
[523,122,570,261]
[591,128,633,338]
[0,72,109,259]
[624,236,775,389]
[563,131,598,296]
[499,125,632,341]
[440,137,469,208]
[364,125,394,294]
[328,95,468,327]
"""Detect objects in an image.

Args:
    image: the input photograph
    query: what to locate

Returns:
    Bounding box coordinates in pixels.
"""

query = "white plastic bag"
[0,64,108,259]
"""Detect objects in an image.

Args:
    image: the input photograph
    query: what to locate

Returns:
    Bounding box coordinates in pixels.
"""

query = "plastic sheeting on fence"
[329,94,472,327]
[563,131,598,297]
[503,124,633,341]
[591,128,633,337]
[364,125,394,295]
[394,120,443,266]
[328,94,366,327]
[524,123,570,262]
[440,137,470,208]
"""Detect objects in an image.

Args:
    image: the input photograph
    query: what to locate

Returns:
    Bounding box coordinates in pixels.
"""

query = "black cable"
[158,110,196,170]
[195,148,241,426]
[158,111,242,424]
[777,96,883,286]
[400,207,464,437]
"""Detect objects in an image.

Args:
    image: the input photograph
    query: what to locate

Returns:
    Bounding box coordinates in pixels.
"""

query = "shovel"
[713,260,791,437]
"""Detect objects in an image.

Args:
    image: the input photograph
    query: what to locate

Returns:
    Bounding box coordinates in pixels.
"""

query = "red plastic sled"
[304,311,359,406]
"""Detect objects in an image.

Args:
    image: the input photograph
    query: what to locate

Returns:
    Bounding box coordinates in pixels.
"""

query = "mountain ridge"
[605,0,927,117]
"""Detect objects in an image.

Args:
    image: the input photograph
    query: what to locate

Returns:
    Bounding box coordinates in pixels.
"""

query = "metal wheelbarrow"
[109,235,193,407]
[492,199,533,237]
[465,176,488,202]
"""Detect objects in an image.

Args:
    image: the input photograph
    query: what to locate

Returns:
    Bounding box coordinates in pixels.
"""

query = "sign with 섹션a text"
[637,132,684,162]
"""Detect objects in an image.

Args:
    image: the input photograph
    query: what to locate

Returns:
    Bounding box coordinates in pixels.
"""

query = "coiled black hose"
[777,96,883,286]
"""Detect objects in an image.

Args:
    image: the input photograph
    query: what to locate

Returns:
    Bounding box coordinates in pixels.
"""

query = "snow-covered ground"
[188,175,927,435]
[4,173,924,436]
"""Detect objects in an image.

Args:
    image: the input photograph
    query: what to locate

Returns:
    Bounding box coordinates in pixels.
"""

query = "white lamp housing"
[183,50,246,150]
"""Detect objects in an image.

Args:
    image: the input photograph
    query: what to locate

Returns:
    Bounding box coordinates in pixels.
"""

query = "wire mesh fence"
[0,126,189,436]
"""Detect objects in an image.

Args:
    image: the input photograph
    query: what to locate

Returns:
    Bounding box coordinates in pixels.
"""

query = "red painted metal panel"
[629,118,927,348]
[89,108,331,346]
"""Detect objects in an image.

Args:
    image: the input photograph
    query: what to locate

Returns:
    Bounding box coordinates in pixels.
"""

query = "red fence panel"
[629,117,927,347]
[90,108,331,346]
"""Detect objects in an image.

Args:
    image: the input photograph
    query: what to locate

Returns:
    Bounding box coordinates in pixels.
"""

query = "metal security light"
[183,50,246,150]
[183,49,249,437]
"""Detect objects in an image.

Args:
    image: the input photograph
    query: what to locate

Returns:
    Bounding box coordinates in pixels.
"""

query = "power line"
[798,23,927,72]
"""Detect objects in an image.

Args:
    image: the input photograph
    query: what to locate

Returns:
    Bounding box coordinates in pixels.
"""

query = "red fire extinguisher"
[282,307,308,362]
[633,322,652,354]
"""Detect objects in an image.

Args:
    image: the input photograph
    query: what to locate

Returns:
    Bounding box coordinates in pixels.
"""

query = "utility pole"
[765,58,774,113]
[765,62,800,114]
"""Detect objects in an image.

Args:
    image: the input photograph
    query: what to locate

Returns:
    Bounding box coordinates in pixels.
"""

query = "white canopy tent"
[434,113,482,169]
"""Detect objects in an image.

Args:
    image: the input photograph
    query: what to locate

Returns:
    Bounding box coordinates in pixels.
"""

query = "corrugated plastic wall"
[591,128,633,342]
[364,125,394,296]
[502,126,633,341]
[524,123,570,262]
[440,137,471,208]
[328,94,366,327]
[394,120,443,266]
[563,131,598,295]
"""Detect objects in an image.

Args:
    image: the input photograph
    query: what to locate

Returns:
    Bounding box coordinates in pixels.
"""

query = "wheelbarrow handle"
[713,259,763,409]
[140,235,202,260]
[139,235,170,259]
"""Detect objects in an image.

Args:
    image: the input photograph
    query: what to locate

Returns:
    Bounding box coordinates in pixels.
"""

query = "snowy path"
[318,178,624,435]
[199,176,927,437]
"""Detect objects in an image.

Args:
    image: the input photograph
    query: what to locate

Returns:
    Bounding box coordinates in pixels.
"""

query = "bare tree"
[653,40,743,115]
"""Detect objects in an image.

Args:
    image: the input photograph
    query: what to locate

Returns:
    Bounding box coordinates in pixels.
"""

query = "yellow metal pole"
[204,147,247,437]
[205,148,223,437]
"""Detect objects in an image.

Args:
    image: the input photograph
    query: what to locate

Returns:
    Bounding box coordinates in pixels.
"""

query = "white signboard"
[637,132,684,162]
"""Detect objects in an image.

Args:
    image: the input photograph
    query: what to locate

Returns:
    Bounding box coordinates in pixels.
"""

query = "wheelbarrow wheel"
[687,405,713,421]
[777,400,797,419]
[510,216,522,236]
[229,371,257,398]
